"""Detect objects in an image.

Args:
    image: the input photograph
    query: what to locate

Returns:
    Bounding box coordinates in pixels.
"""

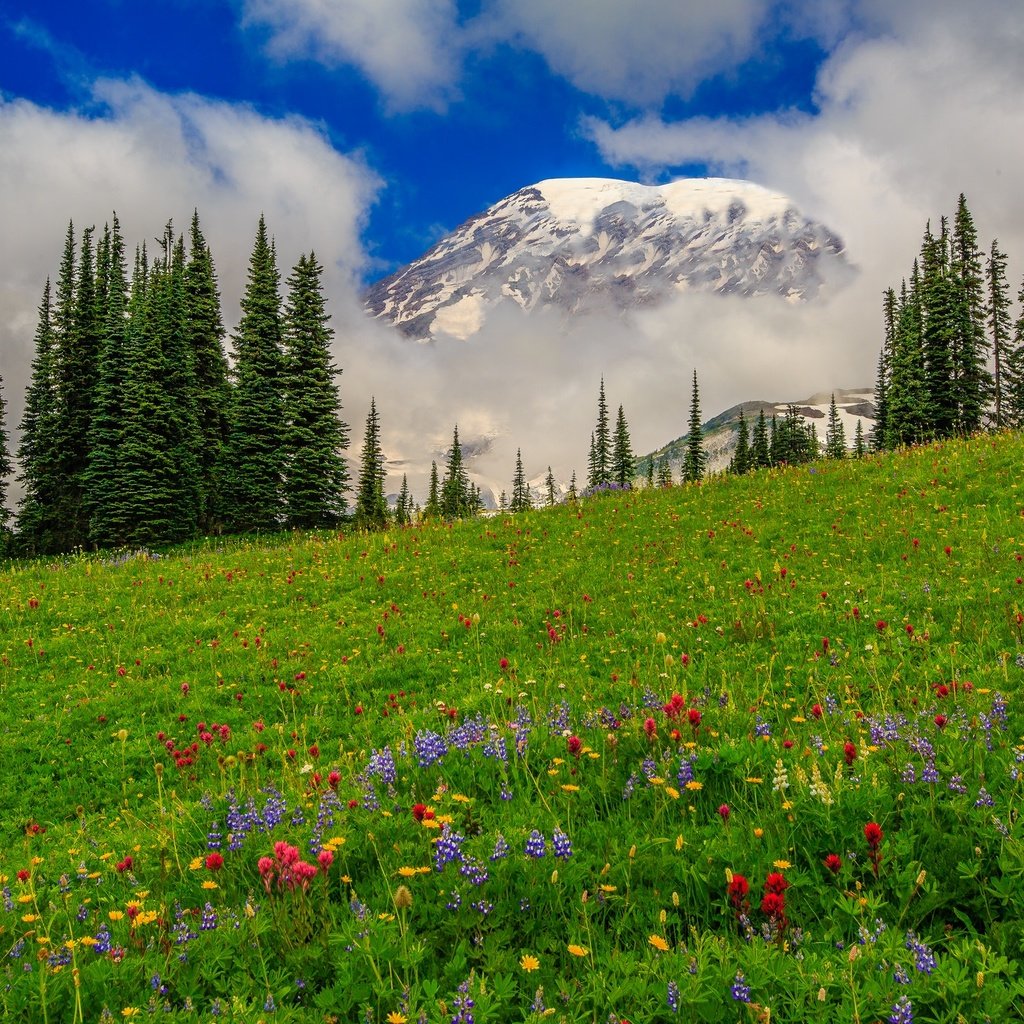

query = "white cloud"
[0,78,380,473]
[241,0,462,111]
[584,2,1024,395]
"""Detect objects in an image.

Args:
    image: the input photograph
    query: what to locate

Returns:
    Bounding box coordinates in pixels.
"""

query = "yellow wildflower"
[386,1014,407,1024]
[685,781,703,791]
[561,784,580,793]
[773,860,792,870]
[520,954,540,972]
[567,944,589,957]
[397,866,418,878]
[108,910,124,922]
[649,935,670,952]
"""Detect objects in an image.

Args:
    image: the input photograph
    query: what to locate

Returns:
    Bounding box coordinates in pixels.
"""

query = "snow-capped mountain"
[365,177,850,341]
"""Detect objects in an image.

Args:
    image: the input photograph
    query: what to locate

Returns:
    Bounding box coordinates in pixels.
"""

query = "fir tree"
[567,470,578,502]
[185,211,232,532]
[588,378,611,488]
[853,419,866,457]
[769,414,778,465]
[824,393,846,459]
[950,195,990,434]
[510,448,531,512]
[84,214,130,548]
[656,456,672,487]
[682,370,706,483]
[886,276,929,447]
[870,344,889,453]
[645,456,655,488]
[920,222,959,438]
[730,410,750,475]
[1006,275,1024,427]
[498,490,508,512]
[223,215,285,533]
[424,462,441,519]
[545,466,556,507]
[611,405,634,487]
[395,475,411,526]
[354,398,388,530]
[750,410,771,469]
[986,239,1012,428]
[16,280,63,553]
[440,425,471,520]
[281,251,349,528]
[0,371,10,539]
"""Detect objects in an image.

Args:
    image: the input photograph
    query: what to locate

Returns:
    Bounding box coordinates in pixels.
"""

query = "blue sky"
[1,0,1022,496]
[1,0,830,277]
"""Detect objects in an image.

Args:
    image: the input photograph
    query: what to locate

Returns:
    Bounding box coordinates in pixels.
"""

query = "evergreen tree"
[16,280,63,552]
[567,471,578,502]
[498,490,508,512]
[682,370,706,483]
[0,371,10,539]
[544,466,556,507]
[950,195,990,434]
[510,448,531,512]
[886,276,929,447]
[824,393,846,459]
[920,222,959,438]
[750,409,771,469]
[870,345,889,452]
[986,239,1012,428]
[611,405,634,487]
[656,456,672,487]
[424,461,441,519]
[223,215,285,533]
[1006,276,1024,427]
[588,378,611,488]
[84,214,130,548]
[354,398,388,530]
[730,410,750,475]
[395,475,411,526]
[769,414,779,465]
[185,211,232,532]
[440,425,471,519]
[281,251,349,528]
[645,456,655,488]
[853,419,866,458]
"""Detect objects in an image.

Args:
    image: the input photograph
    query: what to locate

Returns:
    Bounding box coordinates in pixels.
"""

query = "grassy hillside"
[2,432,1023,1022]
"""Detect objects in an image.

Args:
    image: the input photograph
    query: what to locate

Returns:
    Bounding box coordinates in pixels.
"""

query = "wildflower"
[687,708,701,728]
[731,973,751,1002]
[764,872,789,894]
[864,822,883,850]
[761,892,786,917]
[889,994,913,1024]
[718,804,730,821]
[727,874,749,910]
[843,742,857,766]
[567,735,582,757]
[649,934,670,952]
[519,954,540,972]
[667,979,680,1013]
[567,944,589,957]
[394,885,413,910]
[552,829,573,860]
[772,860,792,870]
[386,1013,408,1024]
[205,853,223,872]
[823,854,842,874]
[525,830,546,859]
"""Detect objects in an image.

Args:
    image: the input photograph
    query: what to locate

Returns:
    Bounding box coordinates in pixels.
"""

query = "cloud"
[0,78,380,476]
[584,1,1024,397]
[241,0,462,111]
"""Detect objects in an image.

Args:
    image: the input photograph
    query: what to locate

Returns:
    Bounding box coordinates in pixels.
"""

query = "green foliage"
[440,424,472,520]
[510,448,531,512]
[587,378,611,488]
[611,404,634,488]
[281,251,350,528]
[682,369,706,482]
[354,397,389,530]
[824,393,845,459]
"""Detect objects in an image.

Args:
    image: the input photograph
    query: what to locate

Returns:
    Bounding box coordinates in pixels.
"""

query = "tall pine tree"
[986,239,1012,428]
[950,195,990,434]
[424,461,441,519]
[750,409,771,469]
[510,448,531,512]
[682,370,706,483]
[0,371,10,540]
[824,393,846,459]
[588,378,611,488]
[440,425,471,519]
[611,405,634,487]
[223,215,286,532]
[281,251,349,528]
[354,398,388,530]
[730,410,750,475]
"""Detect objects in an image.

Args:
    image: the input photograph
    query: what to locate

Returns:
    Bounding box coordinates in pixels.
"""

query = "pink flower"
[205,852,224,871]
[317,849,334,871]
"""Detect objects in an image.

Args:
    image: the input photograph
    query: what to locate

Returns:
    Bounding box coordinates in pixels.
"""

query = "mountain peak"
[365,176,849,341]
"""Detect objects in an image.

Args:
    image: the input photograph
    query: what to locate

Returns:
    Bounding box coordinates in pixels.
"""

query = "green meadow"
[2,432,1024,1023]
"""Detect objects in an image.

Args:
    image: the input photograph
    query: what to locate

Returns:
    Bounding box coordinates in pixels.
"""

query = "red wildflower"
[328,770,341,789]
[811,703,823,719]
[864,822,883,850]
[499,657,509,670]
[567,735,582,757]
[764,872,789,895]
[823,853,842,874]
[905,624,914,636]
[760,892,786,917]
[718,804,730,821]
[317,849,334,871]
[16,869,29,882]
[875,619,887,632]
[205,853,223,871]
[411,803,428,822]
[687,708,701,728]
[727,874,749,908]
[644,717,657,740]
[843,741,857,766]
[934,714,947,729]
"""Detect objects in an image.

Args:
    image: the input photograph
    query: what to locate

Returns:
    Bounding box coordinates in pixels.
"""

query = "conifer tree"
[645,456,655,488]
[920,222,959,438]
[16,280,63,552]
[223,215,285,533]
[853,419,866,458]
[769,414,779,465]
[950,195,990,434]
[185,211,231,531]
[986,240,1012,428]
[870,345,889,452]
[611,405,634,487]
[424,461,441,519]
[510,448,531,512]
[682,370,706,483]
[567,471,578,502]
[1006,276,1024,428]
[0,372,10,540]
[498,490,508,512]
[281,251,349,528]
[354,398,388,530]
[656,456,672,487]
[544,466,556,507]
[730,410,750,475]
[440,425,471,519]
[750,409,771,469]
[84,214,129,548]
[824,394,846,459]
[395,475,411,525]
[588,378,611,488]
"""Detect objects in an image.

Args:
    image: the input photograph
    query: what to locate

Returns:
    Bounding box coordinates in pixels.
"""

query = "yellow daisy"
[386,1013,407,1024]
[773,860,792,870]
[397,866,418,878]
[648,935,670,952]
[567,944,589,957]
[520,954,540,972]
